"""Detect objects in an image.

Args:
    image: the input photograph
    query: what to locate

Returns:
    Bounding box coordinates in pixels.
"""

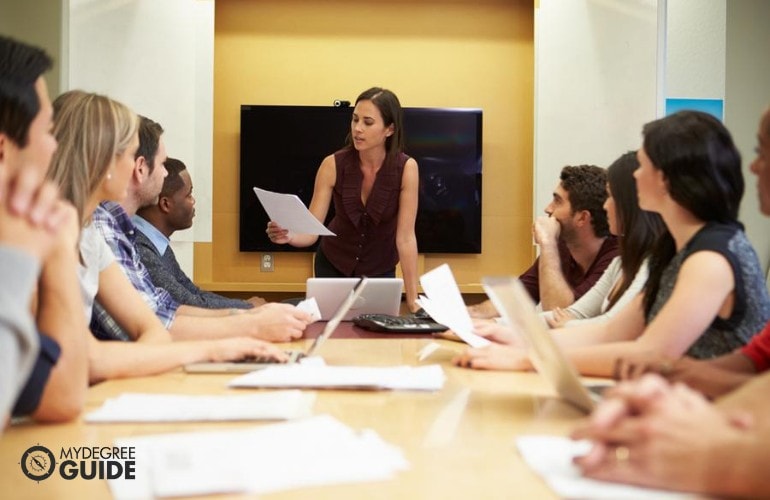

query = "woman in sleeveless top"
[267,88,420,311]
[456,111,770,377]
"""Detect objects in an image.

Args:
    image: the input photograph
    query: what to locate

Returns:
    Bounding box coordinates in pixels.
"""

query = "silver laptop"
[482,276,606,413]
[306,277,402,321]
[185,278,369,373]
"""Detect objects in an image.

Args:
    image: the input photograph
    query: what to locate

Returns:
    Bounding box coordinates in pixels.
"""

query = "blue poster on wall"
[665,98,724,120]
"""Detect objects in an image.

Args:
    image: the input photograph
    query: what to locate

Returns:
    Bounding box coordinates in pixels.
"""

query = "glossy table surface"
[2,325,598,499]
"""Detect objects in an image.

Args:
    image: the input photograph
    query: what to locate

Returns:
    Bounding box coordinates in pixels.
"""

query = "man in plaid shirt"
[90,116,311,343]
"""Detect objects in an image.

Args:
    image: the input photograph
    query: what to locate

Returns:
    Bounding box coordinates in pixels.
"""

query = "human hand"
[206,337,289,363]
[571,375,753,494]
[453,344,531,371]
[246,295,267,307]
[532,215,560,247]
[249,302,312,342]
[467,301,498,319]
[614,355,752,400]
[545,307,574,328]
[471,319,525,347]
[0,192,74,262]
[266,221,293,245]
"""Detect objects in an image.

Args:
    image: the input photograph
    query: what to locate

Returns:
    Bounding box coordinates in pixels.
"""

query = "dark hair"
[642,110,744,316]
[135,115,164,173]
[346,87,404,163]
[560,165,610,237]
[160,157,187,198]
[606,151,665,308]
[0,35,53,147]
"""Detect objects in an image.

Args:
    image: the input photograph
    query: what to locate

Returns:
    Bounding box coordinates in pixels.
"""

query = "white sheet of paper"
[516,436,693,499]
[108,415,409,499]
[296,297,322,322]
[84,391,315,423]
[417,264,490,348]
[253,187,335,235]
[228,364,445,392]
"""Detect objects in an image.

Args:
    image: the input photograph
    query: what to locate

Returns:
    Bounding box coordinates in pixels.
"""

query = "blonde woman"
[48,91,286,383]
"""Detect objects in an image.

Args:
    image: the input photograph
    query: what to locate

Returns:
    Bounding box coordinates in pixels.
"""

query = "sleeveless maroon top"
[319,147,409,276]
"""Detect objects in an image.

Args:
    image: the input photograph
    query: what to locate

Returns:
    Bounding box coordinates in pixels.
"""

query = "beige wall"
[0,0,62,96]
[200,0,535,293]
[726,0,770,273]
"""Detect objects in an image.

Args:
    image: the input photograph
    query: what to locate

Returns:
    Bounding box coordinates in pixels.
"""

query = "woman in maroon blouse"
[267,87,420,312]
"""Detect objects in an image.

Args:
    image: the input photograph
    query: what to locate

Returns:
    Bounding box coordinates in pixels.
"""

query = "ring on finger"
[614,445,630,462]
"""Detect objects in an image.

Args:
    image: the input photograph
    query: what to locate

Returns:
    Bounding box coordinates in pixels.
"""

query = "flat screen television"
[239,105,482,253]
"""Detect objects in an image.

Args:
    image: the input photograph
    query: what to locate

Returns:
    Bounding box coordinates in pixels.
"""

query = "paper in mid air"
[253,187,335,236]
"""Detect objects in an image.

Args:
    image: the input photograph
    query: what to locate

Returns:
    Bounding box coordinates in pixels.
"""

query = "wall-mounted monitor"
[239,105,482,253]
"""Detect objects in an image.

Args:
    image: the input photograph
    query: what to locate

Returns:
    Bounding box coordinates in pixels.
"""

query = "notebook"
[184,278,368,373]
[306,277,403,321]
[482,276,607,413]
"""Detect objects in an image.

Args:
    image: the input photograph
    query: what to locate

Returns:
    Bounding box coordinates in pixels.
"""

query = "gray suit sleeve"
[135,233,252,310]
[0,247,41,422]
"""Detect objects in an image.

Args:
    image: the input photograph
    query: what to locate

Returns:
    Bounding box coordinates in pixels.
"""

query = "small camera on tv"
[333,99,350,107]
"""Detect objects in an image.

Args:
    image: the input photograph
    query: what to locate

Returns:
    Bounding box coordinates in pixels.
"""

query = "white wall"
[726,0,770,273]
[534,0,658,217]
[64,0,214,274]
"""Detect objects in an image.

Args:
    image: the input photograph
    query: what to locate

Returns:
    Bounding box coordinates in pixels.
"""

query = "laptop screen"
[305,277,368,357]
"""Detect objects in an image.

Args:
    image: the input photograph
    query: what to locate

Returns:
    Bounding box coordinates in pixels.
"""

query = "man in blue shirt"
[90,117,310,343]
[134,157,265,310]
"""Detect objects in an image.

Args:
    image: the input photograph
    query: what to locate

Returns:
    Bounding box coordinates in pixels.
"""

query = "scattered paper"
[85,391,315,423]
[516,436,693,499]
[109,415,409,499]
[417,264,490,348]
[229,364,445,391]
[254,187,335,235]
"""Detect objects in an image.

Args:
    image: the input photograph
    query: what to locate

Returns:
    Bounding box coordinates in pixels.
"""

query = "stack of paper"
[228,363,445,391]
[85,391,315,422]
[108,415,409,499]
[516,436,691,499]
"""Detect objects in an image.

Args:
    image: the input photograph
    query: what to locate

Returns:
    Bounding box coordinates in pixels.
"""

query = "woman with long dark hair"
[266,87,420,311]
[457,111,770,376]
[543,151,665,327]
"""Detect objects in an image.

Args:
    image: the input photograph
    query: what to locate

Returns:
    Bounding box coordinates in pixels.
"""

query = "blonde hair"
[47,90,138,225]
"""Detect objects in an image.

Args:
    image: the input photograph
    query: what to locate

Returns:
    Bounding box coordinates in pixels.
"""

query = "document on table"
[516,436,693,499]
[416,263,490,348]
[84,391,315,423]
[253,187,335,235]
[228,363,445,391]
[108,414,409,499]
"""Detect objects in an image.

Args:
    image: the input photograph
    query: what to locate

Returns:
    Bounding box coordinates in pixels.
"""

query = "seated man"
[91,116,310,343]
[469,165,618,317]
[0,35,87,425]
[133,157,263,310]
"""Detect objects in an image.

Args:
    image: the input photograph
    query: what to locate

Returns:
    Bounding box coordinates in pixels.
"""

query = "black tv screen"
[239,105,482,253]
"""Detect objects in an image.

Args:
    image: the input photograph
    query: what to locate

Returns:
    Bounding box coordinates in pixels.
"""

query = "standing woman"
[267,87,420,311]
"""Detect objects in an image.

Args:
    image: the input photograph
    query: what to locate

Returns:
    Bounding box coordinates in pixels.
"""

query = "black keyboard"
[353,314,448,333]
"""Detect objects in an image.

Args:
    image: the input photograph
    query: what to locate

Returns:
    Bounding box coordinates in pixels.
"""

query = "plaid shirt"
[89,202,179,340]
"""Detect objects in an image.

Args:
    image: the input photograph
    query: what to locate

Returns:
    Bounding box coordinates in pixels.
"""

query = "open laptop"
[306,277,402,321]
[185,278,369,374]
[482,276,607,413]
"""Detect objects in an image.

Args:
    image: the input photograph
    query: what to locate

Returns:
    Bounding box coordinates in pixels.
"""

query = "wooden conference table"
[1,322,599,499]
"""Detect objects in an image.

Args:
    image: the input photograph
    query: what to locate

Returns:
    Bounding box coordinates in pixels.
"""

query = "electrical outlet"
[261,253,274,272]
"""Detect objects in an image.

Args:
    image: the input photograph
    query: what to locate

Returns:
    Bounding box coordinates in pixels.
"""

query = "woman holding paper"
[266,87,420,312]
